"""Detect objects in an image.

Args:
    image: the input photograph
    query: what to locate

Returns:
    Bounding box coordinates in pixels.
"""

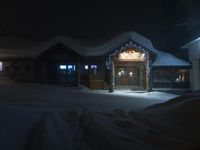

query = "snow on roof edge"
[152,50,191,67]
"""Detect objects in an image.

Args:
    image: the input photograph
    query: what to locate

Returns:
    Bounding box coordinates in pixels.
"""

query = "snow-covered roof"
[152,51,191,67]
[0,32,191,67]
[84,31,157,56]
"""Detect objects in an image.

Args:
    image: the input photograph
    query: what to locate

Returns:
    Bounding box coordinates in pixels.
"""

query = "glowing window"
[91,65,97,69]
[0,62,2,71]
[60,65,67,70]
[84,65,88,70]
[68,65,73,69]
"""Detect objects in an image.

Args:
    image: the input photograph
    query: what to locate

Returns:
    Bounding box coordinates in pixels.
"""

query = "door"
[58,64,77,85]
[115,66,139,86]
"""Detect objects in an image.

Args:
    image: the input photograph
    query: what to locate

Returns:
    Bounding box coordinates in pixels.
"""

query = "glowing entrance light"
[129,72,133,77]
[60,65,66,69]
[118,72,122,76]
[118,50,145,61]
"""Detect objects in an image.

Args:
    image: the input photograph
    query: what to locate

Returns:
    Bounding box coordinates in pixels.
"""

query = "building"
[176,0,200,91]
[0,31,191,91]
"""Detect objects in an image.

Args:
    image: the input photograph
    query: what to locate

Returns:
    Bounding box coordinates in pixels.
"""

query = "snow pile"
[80,92,200,150]
[142,91,200,146]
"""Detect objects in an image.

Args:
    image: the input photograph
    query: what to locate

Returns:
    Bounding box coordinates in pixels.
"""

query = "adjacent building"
[0,31,191,91]
[176,0,200,91]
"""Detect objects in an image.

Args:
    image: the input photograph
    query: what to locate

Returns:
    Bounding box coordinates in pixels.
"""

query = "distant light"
[118,72,122,76]
[60,65,66,69]
[84,65,88,70]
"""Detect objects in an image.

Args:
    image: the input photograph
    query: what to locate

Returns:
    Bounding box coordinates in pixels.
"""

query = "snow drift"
[82,92,200,150]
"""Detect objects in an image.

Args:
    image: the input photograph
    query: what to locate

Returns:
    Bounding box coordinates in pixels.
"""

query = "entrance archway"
[113,49,146,89]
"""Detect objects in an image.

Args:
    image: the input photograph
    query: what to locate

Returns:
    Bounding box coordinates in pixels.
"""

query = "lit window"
[68,65,76,71]
[84,65,88,70]
[68,65,73,69]
[0,62,2,71]
[91,65,97,69]
[60,65,66,70]
[91,65,97,75]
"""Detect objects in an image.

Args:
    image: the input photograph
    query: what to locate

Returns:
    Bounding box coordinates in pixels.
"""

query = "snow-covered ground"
[0,81,198,150]
[0,81,178,111]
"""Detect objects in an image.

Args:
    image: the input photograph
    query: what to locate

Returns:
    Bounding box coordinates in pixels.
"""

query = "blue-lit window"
[60,65,67,70]
[67,65,76,74]
[91,64,97,75]
[91,65,97,69]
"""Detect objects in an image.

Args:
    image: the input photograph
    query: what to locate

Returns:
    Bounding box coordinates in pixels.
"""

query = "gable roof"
[152,50,191,67]
[0,32,191,67]
[84,31,157,56]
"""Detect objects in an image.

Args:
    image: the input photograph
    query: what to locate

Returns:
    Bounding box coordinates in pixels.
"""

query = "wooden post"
[109,61,114,92]
[88,65,92,89]
[146,53,152,92]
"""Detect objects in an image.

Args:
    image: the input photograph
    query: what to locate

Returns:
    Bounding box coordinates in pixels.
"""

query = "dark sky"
[0,0,177,49]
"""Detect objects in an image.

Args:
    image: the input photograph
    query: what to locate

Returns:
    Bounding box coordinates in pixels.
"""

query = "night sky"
[0,0,178,49]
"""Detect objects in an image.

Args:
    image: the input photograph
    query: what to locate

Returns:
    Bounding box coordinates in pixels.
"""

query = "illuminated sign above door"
[118,49,146,61]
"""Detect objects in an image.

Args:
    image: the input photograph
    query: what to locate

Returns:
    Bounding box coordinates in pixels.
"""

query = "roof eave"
[182,37,200,49]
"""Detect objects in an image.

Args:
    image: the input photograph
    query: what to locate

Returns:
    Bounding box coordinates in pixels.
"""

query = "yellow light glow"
[118,50,145,61]
[118,72,122,76]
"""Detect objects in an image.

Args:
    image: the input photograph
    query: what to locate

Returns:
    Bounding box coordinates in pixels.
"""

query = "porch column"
[146,54,152,92]
[109,61,114,92]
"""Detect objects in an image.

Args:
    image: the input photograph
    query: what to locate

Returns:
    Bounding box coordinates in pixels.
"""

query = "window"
[67,65,76,74]
[60,65,67,70]
[153,70,171,82]
[91,65,97,75]
[172,70,190,82]
[153,69,190,82]
[84,65,88,70]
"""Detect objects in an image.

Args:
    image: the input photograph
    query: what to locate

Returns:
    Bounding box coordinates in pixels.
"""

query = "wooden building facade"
[0,32,191,91]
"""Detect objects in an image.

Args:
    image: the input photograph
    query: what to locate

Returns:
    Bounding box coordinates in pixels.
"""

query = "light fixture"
[129,72,133,77]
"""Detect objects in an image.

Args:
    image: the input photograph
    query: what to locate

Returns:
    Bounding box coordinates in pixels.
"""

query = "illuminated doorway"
[114,49,146,89]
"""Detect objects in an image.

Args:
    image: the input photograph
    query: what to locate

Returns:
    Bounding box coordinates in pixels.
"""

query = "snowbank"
[81,92,200,150]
